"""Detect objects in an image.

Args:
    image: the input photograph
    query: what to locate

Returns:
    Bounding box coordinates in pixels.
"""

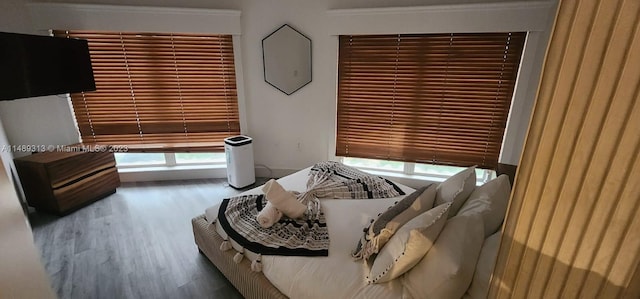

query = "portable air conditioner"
[224,135,255,188]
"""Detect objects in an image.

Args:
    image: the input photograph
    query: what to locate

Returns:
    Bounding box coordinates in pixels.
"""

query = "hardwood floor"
[29,178,268,299]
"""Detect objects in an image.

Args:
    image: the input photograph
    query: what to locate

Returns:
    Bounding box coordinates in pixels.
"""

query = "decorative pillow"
[435,166,477,218]
[367,203,451,284]
[457,174,511,237]
[402,213,484,299]
[466,231,501,299]
[352,184,437,260]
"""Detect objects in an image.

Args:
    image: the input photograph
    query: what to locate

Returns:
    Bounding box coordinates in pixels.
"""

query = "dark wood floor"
[29,178,268,299]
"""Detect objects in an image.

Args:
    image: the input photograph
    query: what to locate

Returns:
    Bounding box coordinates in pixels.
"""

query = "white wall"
[0,0,32,34]
[0,96,81,158]
[3,0,557,176]
[239,0,337,171]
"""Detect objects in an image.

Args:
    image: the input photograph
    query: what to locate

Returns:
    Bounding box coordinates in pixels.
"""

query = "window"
[53,30,240,152]
[114,153,166,166]
[336,32,526,170]
[341,157,495,184]
[342,157,403,171]
[115,152,226,167]
[175,153,225,164]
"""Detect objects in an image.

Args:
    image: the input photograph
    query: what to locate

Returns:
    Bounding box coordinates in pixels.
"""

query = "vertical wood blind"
[53,30,240,151]
[491,0,640,298]
[336,32,526,169]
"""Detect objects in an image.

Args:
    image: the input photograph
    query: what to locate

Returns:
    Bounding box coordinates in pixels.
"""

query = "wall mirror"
[262,24,312,95]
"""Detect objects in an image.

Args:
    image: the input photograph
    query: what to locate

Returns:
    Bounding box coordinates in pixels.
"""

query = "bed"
[192,164,510,299]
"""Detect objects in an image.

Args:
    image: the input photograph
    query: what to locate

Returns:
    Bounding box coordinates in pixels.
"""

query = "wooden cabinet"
[14,151,120,215]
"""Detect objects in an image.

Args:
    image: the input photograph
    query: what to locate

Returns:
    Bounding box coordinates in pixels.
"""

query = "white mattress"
[205,167,415,299]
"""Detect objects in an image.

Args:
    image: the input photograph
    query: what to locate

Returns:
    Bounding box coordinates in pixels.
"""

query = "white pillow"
[457,174,511,237]
[402,213,484,299]
[367,203,451,284]
[466,231,501,299]
[435,166,476,218]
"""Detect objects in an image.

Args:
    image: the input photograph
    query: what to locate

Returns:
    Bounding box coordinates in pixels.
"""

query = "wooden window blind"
[53,30,240,152]
[336,32,526,169]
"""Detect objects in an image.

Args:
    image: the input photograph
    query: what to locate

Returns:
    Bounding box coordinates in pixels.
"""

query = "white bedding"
[205,167,415,299]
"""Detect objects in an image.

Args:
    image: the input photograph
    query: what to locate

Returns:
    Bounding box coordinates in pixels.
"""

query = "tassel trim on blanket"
[220,238,232,251]
[233,248,244,264]
[251,254,263,272]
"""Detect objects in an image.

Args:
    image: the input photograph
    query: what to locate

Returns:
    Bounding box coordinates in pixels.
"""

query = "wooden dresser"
[14,151,120,215]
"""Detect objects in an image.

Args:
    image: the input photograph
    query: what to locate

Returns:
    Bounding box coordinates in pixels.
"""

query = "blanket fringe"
[233,248,244,263]
[352,228,393,261]
[351,234,367,260]
[360,239,377,261]
[220,239,232,251]
[363,229,392,260]
[251,254,263,272]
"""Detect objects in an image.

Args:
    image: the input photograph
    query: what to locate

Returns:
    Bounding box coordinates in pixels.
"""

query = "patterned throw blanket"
[217,161,405,256]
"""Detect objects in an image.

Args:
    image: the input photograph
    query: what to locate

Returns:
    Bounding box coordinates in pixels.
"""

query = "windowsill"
[117,163,226,173]
[116,162,487,187]
[117,164,227,182]
[354,167,489,188]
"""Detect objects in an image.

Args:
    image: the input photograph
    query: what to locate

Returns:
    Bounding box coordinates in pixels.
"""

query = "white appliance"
[224,135,255,188]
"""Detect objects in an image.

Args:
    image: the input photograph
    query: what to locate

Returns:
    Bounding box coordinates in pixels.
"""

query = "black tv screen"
[0,32,96,101]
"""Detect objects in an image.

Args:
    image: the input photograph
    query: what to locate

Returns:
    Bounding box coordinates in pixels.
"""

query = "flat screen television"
[0,32,96,101]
